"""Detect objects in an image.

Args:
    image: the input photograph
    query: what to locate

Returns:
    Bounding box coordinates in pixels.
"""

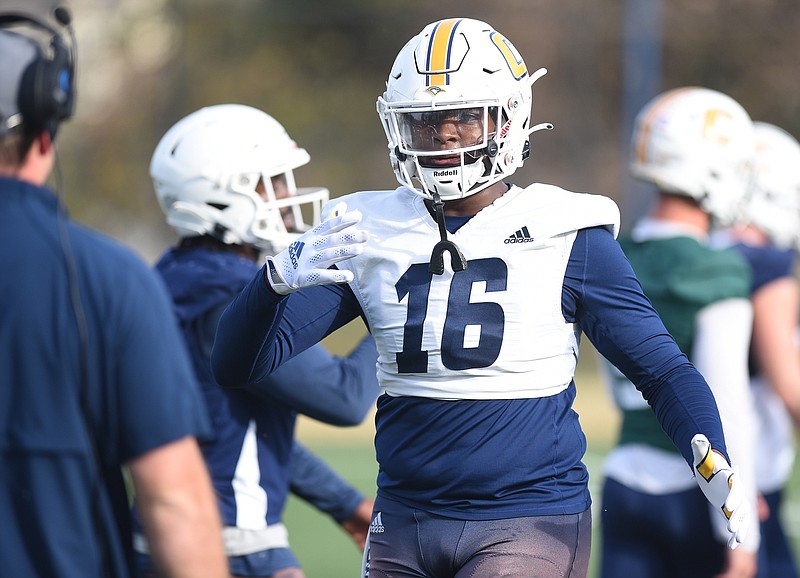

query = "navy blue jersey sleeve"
[210,267,290,387]
[200,270,376,425]
[211,265,361,388]
[734,242,795,293]
[563,227,728,465]
[289,440,364,523]
[253,336,379,426]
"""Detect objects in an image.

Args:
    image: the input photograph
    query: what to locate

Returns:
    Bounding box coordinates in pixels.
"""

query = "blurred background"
[7,0,800,576]
[9,0,800,260]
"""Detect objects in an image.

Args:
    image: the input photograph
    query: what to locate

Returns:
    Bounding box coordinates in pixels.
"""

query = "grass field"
[284,345,800,577]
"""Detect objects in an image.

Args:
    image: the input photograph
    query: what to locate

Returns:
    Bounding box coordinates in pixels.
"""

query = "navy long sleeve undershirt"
[212,227,727,468]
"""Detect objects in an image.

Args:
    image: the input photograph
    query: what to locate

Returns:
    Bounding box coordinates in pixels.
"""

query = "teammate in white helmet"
[711,121,800,578]
[212,19,753,578]
[599,86,760,578]
[132,104,379,578]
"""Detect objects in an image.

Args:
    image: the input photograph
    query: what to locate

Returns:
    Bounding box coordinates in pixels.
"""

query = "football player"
[712,121,800,578]
[132,104,379,578]
[599,87,760,578]
[212,19,753,578]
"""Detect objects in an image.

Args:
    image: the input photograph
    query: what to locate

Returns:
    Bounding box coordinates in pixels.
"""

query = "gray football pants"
[365,507,592,578]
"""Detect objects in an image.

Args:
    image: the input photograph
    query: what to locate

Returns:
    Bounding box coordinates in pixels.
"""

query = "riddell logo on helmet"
[498,120,513,140]
[433,169,458,177]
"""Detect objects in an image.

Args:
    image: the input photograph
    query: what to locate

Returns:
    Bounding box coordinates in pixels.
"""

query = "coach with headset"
[0,7,229,578]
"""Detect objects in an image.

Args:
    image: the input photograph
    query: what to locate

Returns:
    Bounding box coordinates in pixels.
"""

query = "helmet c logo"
[703,109,735,146]
[490,32,527,80]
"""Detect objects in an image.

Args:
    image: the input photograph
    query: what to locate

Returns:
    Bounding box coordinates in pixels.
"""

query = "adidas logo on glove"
[288,241,305,269]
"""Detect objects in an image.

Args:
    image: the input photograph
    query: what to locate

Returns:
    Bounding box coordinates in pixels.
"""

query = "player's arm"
[211,207,367,388]
[751,276,800,424]
[565,228,728,460]
[129,436,228,578]
[256,335,379,426]
[569,227,751,547]
[693,298,760,554]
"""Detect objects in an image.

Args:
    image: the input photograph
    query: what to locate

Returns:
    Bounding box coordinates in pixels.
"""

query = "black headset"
[0,6,75,137]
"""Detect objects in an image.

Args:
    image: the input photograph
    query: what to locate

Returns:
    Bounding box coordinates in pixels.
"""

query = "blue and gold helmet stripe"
[425,18,463,87]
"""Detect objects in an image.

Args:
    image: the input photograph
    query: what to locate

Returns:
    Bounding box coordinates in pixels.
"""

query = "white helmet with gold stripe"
[630,86,755,226]
[377,18,551,201]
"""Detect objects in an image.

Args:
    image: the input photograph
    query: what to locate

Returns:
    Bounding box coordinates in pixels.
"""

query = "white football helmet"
[630,86,755,225]
[150,104,329,253]
[741,122,800,250]
[377,18,551,201]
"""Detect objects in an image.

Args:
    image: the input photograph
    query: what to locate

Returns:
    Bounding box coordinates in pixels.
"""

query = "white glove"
[265,205,368,295]
[691,434,751,549]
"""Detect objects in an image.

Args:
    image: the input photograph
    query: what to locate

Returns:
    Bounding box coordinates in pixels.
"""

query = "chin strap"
[428,190,467,275]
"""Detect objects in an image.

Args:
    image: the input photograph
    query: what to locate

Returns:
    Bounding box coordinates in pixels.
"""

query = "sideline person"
[0,9,227,578]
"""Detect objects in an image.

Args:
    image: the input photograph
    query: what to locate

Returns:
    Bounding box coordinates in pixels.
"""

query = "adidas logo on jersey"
[369,512,385,534]
[504,226,534,243]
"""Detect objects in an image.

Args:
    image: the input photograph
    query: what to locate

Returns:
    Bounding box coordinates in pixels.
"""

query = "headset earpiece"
[0,8,75,137]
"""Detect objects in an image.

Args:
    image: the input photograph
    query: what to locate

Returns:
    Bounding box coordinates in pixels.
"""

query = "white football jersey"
[323,184,619,400]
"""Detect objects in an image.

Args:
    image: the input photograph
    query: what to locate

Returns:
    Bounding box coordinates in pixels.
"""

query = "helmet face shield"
[250,174,329,253]
[393,105,496,161]
[382,103,499,199]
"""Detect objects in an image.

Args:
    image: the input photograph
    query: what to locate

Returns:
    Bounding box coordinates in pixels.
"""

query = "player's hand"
[339,498,374,551]
[691,434,752,550]
[264,204,368,295]
[714,547,757,578]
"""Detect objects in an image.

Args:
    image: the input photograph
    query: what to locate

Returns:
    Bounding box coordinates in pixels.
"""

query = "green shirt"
[612,233,751,454]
